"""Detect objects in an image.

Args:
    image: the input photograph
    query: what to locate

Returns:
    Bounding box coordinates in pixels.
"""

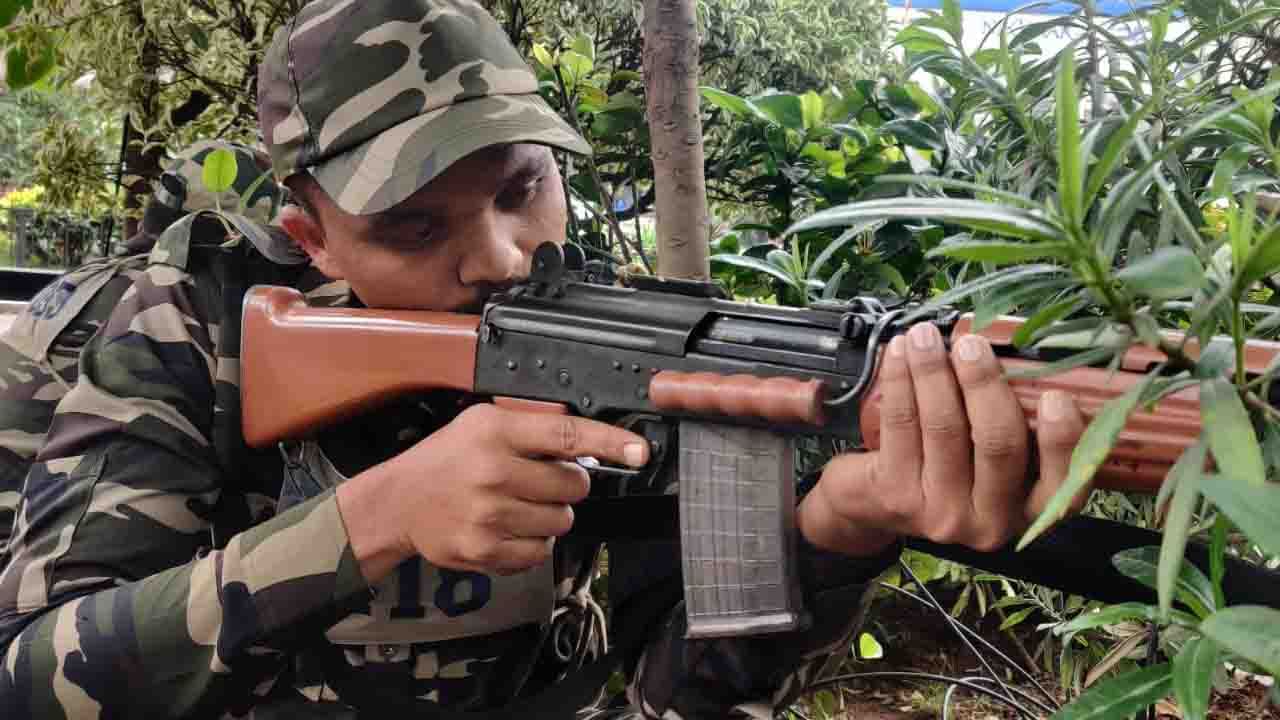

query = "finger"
[905,323,974,532]
[869,335,927,529]
[498,498,576,539]
[505,458,591,504]
[502,411,649,468]
[951,334,1030,534]
[1026,390,1089,523]
[491,537,555,575]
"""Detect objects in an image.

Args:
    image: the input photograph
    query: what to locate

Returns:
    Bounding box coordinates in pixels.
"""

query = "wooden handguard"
[649,371,827,426]
[860,315,1280,494]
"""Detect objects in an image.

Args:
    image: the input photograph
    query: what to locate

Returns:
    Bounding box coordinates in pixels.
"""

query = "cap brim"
[310,93,591,216]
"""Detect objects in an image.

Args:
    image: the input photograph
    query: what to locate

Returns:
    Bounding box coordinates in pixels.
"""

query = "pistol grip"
[678,421,807,639]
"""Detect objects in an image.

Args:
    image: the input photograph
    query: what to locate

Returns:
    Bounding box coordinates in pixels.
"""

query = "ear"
[279,205,344,279]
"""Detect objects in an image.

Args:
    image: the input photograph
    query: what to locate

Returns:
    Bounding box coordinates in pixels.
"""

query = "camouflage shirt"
[0,239,895,719]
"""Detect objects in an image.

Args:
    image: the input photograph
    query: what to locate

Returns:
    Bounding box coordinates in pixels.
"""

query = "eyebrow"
[369,149,550,231]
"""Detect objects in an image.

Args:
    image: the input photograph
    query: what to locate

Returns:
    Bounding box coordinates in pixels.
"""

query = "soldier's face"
[290,143,569,312]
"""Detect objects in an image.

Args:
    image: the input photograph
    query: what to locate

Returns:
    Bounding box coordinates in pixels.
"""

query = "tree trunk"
[642,0,710,281]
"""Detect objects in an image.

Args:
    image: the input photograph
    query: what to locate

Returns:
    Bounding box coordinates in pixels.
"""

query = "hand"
[337,404,649,582]
[797,322,1089,557]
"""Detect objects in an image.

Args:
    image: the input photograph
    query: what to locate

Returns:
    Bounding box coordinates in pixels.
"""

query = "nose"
[458,211,523,287]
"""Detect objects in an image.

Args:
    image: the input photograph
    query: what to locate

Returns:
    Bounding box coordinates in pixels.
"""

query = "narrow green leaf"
[1055,47,1083,229]
[787,197,1067,245]
[808,221,884,279]
[710,254,801,290]
[799,90,823,131]
[1112,547,1215,619]
[1158,441,1207,618]
[902,264,1067,323]
[1194,475,1280,556]
[571,32,594,61]
[999,606,1035,631]
[1172,637,1220,720]
[1199,606,1280,677]
[1019,374,1158,550]
[1201,378,1265,485]
[927,240,1074,264]
[1049,663,1173,720]
[201,149,239,194]
[1083,99,1158,211]
[0,0,32,29]
[972,277,1076,330]
[1013,295,1087,347]
[880,118,944,151]
[1054,602,1160,636]
[1115,247,1205,300]
[873,174,1043,211]
[1239,224,1280,291]
[1003,347,1115,380]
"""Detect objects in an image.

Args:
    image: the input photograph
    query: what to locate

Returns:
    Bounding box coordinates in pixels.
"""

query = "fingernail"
[910,323,940,352]
[955,334,987,364]
[1041,391,1071,422]
[624,442,647,467]
[889,335,906,358]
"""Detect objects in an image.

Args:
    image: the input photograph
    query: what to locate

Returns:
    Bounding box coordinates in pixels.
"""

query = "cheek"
[337,242,455,309]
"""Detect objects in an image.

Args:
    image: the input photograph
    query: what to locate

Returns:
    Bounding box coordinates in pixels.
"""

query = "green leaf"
[1199,606,1280,677]
[1116,247,1205,300]
[0,0,32,28]
[787,197,1067,245]
[941,0,964,41]
[700,87,759,119]
[880,118,943,151]
[4,37,55,90]
[1054,602,1161,635]
[1159,440,1207,618]
[972,277,1076,330]
[1211,145,1252,199]
[1049,663,1172,720]
[1112,547,1215,619]
[558,50,593,86]
[752,93,805,132]
[201,148,239,194]
[1172,637,1220,720]
[710,254,801,290]
[1239,224,1280,291]
[1055,47,1083,229]
[1194,475,1280,556]
[873,263,909,294]
[1084,98,1158,211]
[858,632,885,660]
[1019,375,1158,550]
[571,32,594,61]
[929,240,1074,264]
[1201,378,1265,485]
[1012,295,1086,347]
[531,43,555,71]
[799,90,823,131]
[999,606,1035,630]
[189,24,210,52]
[808,220,883,279]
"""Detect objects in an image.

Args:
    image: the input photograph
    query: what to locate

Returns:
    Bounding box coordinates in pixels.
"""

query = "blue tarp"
[886,0,1149,16]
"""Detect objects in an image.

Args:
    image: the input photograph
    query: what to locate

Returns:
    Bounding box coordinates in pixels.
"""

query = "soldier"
[0,140,297,558]
[0,1,1091,718]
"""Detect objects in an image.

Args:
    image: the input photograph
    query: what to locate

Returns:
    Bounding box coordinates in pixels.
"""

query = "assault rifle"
[240,243,1280,639]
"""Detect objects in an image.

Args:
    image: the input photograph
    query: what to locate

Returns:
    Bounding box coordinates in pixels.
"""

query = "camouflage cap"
[257,0,591,216]
[158,140,282,225]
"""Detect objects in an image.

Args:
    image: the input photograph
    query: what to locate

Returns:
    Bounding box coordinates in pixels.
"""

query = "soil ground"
[793,588,1279,720]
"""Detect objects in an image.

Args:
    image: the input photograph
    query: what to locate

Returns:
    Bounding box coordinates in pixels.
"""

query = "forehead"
[405,143,550,204]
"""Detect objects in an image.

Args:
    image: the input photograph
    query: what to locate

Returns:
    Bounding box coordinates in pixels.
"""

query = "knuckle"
[921,410,968,442]
[925,516,968,546]
[881,403,919,430]
[972,425,1024,459]
[555,417,581,455]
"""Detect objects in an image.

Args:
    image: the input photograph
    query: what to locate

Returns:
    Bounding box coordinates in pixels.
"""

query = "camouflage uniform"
[0,141,293,557]
[0,2,899,718]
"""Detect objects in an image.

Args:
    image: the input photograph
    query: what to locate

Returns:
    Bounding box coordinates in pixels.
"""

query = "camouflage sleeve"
[601,535,900,720]
[0,264,371,717]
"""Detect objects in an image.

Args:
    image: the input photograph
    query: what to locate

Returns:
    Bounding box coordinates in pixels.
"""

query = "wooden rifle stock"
[240,286,481,448]
[860,316,1280,494]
